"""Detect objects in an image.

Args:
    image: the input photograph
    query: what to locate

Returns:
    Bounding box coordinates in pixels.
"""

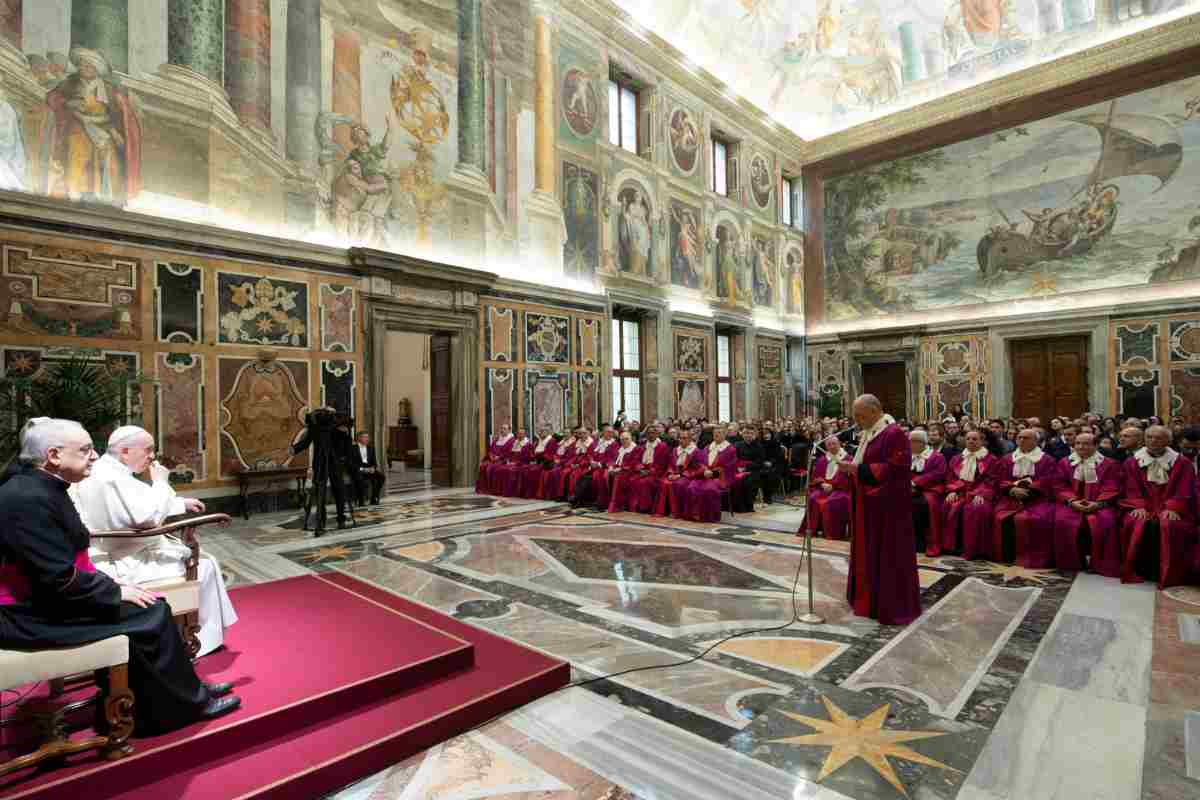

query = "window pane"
[793,176,803,229]
[612,378,622,416]
[608,81,621,147]
[611,319,622,369]
[623,378,641,422]
[622,320,640,367]
[717,335,730,378]
[781,178,792,226]
[718,384,731,423]
[713,141,727,196]
[620,86,638,153]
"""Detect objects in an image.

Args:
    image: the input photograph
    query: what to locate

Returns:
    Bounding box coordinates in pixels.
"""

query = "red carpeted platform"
[1,574,569,800]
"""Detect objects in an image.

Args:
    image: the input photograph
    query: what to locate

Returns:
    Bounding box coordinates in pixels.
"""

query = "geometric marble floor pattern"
[201,487,1199,800]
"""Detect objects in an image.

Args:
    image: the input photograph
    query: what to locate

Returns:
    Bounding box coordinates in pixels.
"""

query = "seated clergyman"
[71,426,238,657]
[0,418,238,734]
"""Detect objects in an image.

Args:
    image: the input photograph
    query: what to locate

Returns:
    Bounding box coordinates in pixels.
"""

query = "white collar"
[911,447,933,471]
[709,441,730,453]
[852,414,895,465]
[1135,447,1178,484]
[495,433,513,445]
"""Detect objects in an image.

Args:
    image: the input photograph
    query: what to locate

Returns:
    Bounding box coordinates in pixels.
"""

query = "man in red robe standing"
[1119,425,1197,588]
[1053,432,1122,576]
[836,394,921,626]
[989,429,1057,568]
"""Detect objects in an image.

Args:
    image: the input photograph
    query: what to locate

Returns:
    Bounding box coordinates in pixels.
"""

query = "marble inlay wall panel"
[677,379,707,421]
[156,352,206,484]
[1110,315,1200,420]
[810,345,848,417]
[918,333,990,420]
[579,372,599,430]
[485,367,516,436]
[317,283,355,353]
[320,359,355,419]
[524,369,571,436]
[524,311,570,365]
[218,356,308,477]
[672,325,715,419]
[1,242,141,339]
[577,318,601,368]
[216,271,309,348]
[155,262,203,344]
[484,305,515,362]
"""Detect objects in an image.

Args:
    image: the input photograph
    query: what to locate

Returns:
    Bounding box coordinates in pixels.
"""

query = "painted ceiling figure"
[39,47,142,207]
[390,28,449,152]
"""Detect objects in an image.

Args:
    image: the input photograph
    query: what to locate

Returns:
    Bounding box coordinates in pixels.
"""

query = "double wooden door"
[1011,336,1089,421]
[862,362,908,419]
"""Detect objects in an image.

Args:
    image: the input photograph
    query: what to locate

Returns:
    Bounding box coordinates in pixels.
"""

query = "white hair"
[910,429,928,445]
[19,418,89,466]
[107,425,153,450]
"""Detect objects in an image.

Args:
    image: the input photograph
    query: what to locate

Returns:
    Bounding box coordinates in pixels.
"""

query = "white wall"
[384,330,431,469]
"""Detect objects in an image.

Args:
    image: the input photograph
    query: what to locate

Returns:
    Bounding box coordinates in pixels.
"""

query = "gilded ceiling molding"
[806,13,1200,163]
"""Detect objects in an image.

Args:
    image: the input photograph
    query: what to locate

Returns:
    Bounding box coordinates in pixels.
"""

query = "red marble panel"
[157,352,206,483]
[225,0,272,132]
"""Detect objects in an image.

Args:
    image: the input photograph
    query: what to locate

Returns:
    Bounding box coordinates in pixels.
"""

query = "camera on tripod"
[291,406,357,535]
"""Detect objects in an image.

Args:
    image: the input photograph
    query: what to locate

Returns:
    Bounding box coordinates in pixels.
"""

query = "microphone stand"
[797,426,858,626]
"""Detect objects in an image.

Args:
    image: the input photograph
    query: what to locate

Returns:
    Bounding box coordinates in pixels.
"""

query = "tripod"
[293,410,360,536]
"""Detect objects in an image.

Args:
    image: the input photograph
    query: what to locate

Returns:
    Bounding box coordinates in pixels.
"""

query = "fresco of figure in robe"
[670,199,703,289]
[39,48,141,207]
[617,183,654,277]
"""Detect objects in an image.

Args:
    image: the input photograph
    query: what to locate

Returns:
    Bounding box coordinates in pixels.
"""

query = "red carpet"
[1,574,569,800]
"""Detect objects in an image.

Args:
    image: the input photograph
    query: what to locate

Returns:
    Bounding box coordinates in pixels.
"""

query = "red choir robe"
[597,444,642,510]
[654,445,704,517]
[846,418,922,626]
[807,453,851,540]
[564,437,598,497]
[574,438,617,499]
[1053,454,1122,576]
[494,437,532,497]
[623,438,672,513]
[541,439,579,501]
[475,433,515,494]
[1119,448,1197,588]
[520,435,559,499]
[942,449,997,558]
[686,442,738,523]
[990,448,1058,568]
[911,449,948,556]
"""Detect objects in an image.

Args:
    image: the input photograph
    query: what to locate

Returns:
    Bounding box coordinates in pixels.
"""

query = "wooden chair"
[0,636,134,776]
[90,513,232,657]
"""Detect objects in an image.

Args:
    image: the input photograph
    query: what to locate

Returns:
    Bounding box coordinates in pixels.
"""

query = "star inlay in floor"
[966,562,1069,586]
[769,695,960,797]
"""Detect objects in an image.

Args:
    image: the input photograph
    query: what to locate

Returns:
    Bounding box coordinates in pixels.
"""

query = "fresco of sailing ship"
[977,100,1183,278]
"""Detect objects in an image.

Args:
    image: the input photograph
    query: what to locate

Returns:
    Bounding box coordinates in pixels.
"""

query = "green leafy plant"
[0,353,155,464]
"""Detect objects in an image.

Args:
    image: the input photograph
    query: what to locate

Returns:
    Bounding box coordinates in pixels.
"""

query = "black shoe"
[205,681,234,699]
[201,694,241,720]
[337,518,347,530]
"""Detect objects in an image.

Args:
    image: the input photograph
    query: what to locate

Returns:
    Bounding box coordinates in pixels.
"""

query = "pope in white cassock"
[70,426,238,656]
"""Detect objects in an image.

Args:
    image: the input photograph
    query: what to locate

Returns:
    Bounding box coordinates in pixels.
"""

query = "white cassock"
[70,454,238,656]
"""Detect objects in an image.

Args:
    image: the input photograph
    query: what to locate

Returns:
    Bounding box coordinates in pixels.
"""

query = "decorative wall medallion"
[525,313,570,364]
[560,67,598,138]
[217,272,309,347]
[667,106,700,175]
[749,152,772,210]
[675,333,706,374]
[156,262,202,344]
[937,342,971,375]
[1169,320,1200,362]
[319,283,355,352]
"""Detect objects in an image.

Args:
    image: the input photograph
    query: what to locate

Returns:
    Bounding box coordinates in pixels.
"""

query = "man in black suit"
[351,431,385,505]
[928,424,960,463]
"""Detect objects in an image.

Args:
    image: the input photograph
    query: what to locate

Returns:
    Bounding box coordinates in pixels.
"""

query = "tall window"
[608,78,639,154]
[717,333,732,423]
[612,319,642,422]
[711,138,729,196]
[781,175,800,228]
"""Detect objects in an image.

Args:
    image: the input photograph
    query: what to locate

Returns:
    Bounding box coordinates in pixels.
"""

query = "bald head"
[1146,425,1172,454]
[852,394,883,429]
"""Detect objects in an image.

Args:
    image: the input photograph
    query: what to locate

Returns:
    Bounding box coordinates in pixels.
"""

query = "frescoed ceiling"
[613,0,1198,141]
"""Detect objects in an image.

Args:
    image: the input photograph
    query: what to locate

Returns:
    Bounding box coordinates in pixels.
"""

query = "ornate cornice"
[807,13,1200,162]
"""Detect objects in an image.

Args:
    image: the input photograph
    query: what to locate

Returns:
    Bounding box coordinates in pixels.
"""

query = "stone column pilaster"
[1,3,20,49]
[456,0,486,175]
[71,0,129,74]
[225,0,273,133]
[521,0,567,274]
[285,0,321,171]
[167,0,225,84]
[331,26,362,154]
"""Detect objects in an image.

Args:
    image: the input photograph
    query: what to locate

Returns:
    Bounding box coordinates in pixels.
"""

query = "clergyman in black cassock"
[0,463,217,735]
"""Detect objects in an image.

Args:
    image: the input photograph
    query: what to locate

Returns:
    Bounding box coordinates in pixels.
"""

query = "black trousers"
[0,600,208,736]
[911,494,930,553]
[354,469,385,504]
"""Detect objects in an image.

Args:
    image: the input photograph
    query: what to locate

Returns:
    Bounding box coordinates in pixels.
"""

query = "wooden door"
[429,333,452,486]
[1010,336,1088,421]
[862,362,908,419]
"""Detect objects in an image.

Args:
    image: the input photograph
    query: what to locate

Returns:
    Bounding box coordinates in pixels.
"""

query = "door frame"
[990,316,1109,417]
[849,349,919,420]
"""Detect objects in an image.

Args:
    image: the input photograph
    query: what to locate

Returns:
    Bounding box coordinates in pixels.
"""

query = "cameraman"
[290,407,355,532]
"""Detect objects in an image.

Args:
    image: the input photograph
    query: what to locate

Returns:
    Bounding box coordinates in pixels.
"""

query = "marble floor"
[198,487,1200,800]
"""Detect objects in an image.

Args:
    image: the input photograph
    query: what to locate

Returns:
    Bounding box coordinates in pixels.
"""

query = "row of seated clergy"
[69,426,238,657]
[0,418,239,737]
[479,425,738,523]
[904,426,1196,589]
